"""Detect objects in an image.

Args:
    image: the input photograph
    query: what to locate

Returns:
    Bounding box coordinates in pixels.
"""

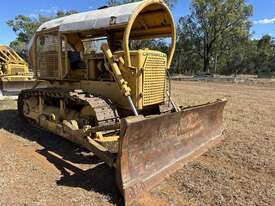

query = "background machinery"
[18,0,227,204]
[0,45,37,95]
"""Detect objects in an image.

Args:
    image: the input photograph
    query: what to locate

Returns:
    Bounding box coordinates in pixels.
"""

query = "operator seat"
[68,51,87,70]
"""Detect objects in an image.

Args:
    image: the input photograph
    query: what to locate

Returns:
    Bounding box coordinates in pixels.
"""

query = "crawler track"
[18,88,120,130]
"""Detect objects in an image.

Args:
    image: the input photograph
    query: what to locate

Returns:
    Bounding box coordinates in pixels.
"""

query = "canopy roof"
[37,1,142,33]
[36,0,175,38]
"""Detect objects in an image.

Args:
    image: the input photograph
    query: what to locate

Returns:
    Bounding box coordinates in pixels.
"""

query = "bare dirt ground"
[0,81,274,206]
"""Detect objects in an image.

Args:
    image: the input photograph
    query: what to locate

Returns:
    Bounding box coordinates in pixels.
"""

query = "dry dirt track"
[0,81,274,206]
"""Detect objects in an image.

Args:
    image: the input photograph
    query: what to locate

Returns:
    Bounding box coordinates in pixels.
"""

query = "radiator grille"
[143,55,167,106]
[38,52,59,78]
[36,34,59,79]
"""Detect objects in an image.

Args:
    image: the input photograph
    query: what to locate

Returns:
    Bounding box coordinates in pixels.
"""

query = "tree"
[7,10,77,59]
[218,37,254,75]
[177,0,253,73]
[172,16,203,74]
[254,35,275,75]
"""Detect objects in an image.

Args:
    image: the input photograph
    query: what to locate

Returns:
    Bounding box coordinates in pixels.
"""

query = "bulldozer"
[18,0,227,205]
[0,45,37,95]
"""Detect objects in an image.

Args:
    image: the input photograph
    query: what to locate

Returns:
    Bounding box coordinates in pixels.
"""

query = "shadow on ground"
[0,109,122,205]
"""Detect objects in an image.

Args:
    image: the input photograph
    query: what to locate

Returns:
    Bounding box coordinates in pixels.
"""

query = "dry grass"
[0,99,17,110]
[0,81,274,206]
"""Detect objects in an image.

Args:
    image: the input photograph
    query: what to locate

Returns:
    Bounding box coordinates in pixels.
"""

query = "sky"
[0,0,274,45]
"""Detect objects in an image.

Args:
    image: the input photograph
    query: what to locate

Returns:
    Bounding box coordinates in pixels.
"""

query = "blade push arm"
[101,43,138,116]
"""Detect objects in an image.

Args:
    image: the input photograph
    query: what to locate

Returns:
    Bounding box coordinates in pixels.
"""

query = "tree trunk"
[203,43,210,73]
[203,58,210,73]
[214,54,217,73]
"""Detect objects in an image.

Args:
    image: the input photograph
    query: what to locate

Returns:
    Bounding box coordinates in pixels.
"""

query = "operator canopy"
[36,0,175,38]
[31,0,176,67]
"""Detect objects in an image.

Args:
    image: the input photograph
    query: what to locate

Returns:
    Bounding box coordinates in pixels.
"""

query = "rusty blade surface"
[116,99,227,205]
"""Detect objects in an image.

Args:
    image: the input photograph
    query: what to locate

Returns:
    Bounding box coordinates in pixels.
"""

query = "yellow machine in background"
[0,45,37,95]
[18,0,227,205]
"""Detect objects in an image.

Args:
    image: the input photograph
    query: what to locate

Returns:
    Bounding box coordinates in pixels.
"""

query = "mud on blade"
[116,99,227,205]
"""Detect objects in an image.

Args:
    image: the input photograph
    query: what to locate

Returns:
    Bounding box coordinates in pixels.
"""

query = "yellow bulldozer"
[0,45,37,95]
[18,0,227,204]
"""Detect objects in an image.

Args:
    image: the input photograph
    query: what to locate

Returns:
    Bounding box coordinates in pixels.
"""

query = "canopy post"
[123,0,176,68]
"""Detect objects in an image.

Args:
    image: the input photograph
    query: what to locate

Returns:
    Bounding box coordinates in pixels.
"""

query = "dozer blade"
[116,99,227,205]
[0,80,42,96]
